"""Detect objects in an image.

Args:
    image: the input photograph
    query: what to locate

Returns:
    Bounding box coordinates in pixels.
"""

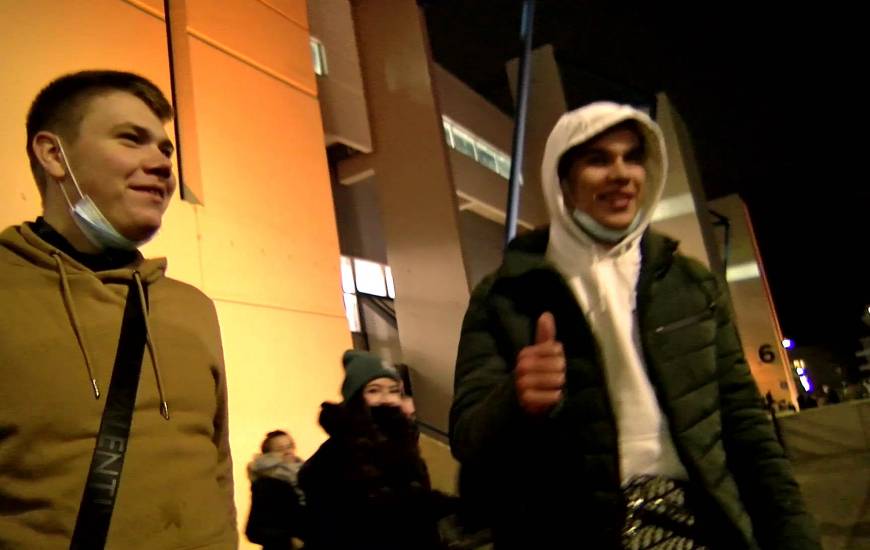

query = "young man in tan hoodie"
[0,70,236,549]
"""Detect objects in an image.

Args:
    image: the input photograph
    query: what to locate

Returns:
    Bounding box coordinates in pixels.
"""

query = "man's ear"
[32,131,67,180]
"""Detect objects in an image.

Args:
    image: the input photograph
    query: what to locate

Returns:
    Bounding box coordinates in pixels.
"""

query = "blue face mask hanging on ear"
[54,138,144,251]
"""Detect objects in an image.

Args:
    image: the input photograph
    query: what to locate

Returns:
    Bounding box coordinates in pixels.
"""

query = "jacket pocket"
[654,303,715,334]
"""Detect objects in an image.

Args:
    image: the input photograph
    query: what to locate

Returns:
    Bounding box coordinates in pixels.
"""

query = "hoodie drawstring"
[51,252,169,418]
[53,252,101,399]
[592,249,609,314]
[133,271,170,421]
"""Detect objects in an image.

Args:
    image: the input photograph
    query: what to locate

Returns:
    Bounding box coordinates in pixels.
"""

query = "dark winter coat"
[450,229,820,550]
[299,402,450,550]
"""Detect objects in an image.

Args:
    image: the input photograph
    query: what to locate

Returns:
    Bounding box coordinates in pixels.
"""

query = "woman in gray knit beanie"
[298,350,452,549]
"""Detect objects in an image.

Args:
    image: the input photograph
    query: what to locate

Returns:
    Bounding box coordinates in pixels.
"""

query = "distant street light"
[782,338,793,349]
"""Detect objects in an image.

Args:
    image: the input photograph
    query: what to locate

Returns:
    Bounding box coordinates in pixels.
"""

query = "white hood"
[540,102,688,484]
[541,101,667,256]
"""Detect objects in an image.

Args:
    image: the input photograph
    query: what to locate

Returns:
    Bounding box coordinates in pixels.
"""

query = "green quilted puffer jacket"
[449,228,820,550]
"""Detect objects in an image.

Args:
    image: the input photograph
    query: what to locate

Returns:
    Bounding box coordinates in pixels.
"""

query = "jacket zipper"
[654,303,715,334]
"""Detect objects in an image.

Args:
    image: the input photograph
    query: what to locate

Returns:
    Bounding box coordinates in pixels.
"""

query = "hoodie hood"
[1,223,166,283]
[541,101,668,256]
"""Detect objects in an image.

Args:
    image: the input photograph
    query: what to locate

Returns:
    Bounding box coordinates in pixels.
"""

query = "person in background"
[245,430,307,549]
[299,351,451,550]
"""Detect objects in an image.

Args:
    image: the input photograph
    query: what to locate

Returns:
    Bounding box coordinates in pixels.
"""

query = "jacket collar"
[497,227,678,283]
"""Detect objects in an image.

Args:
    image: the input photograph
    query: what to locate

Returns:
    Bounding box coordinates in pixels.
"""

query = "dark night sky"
[424,2,869,370]
[659,5,868,368]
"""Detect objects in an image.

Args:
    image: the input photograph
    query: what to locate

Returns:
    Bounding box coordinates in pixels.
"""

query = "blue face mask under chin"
[570,207,642,244]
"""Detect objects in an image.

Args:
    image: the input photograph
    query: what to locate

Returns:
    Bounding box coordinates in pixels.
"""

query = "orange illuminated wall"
[0,2,349,547]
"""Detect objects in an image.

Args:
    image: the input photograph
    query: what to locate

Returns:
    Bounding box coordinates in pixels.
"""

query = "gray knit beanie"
[340,350,400,400]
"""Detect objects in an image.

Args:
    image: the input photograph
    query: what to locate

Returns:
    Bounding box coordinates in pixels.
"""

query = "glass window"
[443,120,454,147]
[310,37,327,76]
[451,127,476,158]
[384,266,396,299]
[353,258,387,296]
[340,256,355,293]
[343,293,361,332]
[496,155,512,178]
[476,143,498,172]
[441,116,515,181]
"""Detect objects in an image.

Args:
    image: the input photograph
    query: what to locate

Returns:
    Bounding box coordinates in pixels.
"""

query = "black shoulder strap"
[70,282,148,550]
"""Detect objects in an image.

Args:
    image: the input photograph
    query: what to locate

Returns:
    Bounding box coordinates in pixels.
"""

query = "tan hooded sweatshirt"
[0,223,237,549]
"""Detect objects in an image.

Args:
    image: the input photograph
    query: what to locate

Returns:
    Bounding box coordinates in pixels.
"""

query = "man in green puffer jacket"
[449,102,820,549]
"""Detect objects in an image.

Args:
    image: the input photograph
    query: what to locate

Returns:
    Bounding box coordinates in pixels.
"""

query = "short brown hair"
[261,430,290,454]
[25,70,173,196]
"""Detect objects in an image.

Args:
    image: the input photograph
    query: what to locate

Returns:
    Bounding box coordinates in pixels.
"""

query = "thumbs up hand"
[515,312,566,415]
